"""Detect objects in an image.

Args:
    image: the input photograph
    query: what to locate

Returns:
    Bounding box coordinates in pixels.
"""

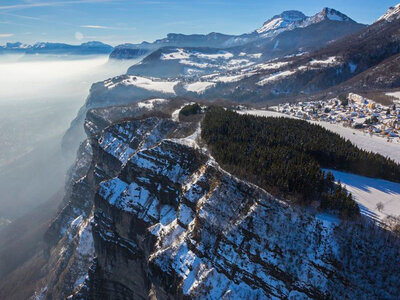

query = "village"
[271,93,400,142]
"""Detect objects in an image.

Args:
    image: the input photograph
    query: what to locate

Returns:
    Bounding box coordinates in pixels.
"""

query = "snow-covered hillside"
[327,169,400,222]
[104,76,178,94]
[257,10,307,36]
[127,47,262,79]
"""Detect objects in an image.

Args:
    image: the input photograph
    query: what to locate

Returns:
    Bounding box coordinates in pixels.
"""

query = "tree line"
[201,107,399,217]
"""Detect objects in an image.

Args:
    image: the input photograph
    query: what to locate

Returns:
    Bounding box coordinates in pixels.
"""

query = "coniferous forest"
[202,107,400,217]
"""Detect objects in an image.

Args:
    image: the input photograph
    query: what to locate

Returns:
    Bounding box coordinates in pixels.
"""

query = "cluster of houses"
[272,93,400,141]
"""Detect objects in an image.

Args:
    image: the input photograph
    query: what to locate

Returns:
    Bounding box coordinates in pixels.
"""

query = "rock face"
[109,45,150,60]
[34,99,400,299]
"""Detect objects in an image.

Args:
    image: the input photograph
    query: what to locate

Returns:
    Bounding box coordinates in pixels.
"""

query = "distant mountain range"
[199,3,400,102]
[0,41,113,55]
[0,7,363,60]
[110,5,400,103]
[110,7,365,60]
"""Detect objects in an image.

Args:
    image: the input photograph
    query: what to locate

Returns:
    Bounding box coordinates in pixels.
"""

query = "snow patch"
[386,91,400,100]
[257,70,296,85]
[196,51,234,60]
[326,169,400,222]
[214,74,245,83]
[105,76,178,94]
[137,98,167,110]
[161,48,234,61]
[257,61,289,70]
[161,48,191,60]
[184,81,215,94]
[310,56,337,65]
[99,178,128,205]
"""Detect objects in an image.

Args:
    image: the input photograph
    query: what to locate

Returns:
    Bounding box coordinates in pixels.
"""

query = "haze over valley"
[0,55,134,222]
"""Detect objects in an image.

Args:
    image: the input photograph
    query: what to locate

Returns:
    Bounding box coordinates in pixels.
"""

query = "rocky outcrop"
[33,99,191,299]
[109,46,150,60]
[40,100,400,299]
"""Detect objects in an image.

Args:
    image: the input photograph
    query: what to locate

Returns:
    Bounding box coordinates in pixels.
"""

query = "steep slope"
[25,100,400,299]
[331,53,400,93]
[256,10,307,37]
[378,3,400,22]
[18,100,187,299]
[109,44,150,60]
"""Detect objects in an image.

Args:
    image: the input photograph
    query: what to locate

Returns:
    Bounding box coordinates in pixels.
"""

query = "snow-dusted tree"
[376,202,384,212]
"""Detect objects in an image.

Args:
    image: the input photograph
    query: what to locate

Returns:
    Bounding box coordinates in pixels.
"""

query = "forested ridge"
[201,107,400,216]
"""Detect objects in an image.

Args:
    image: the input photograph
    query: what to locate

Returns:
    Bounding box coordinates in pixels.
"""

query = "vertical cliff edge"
[32,99,400,300]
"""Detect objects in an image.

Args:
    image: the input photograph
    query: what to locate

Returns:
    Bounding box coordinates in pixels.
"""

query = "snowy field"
[105,75,178,94]
[327,169,400,222]
[386,91,400,101]
[239,109,400,163]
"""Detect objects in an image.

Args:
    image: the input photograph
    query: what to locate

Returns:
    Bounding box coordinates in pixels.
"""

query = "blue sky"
[0,0,399,46]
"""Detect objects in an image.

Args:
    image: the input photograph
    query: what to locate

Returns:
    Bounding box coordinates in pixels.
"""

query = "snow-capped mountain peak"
[378,4,400,22]
[33,42,47,49]
[318,7,351,21]
[257,10,306,35]
[256,8,353,38]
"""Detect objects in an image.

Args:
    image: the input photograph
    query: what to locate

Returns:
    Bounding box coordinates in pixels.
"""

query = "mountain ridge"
[0,41,113,55]
[256,7,356,38]
[110,7,364,60]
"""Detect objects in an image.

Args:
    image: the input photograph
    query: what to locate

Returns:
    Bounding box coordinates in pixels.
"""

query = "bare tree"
[384,215,400,237]
[376,202,384,212]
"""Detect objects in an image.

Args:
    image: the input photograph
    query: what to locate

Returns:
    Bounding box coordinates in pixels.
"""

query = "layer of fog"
[0,54,135,224]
